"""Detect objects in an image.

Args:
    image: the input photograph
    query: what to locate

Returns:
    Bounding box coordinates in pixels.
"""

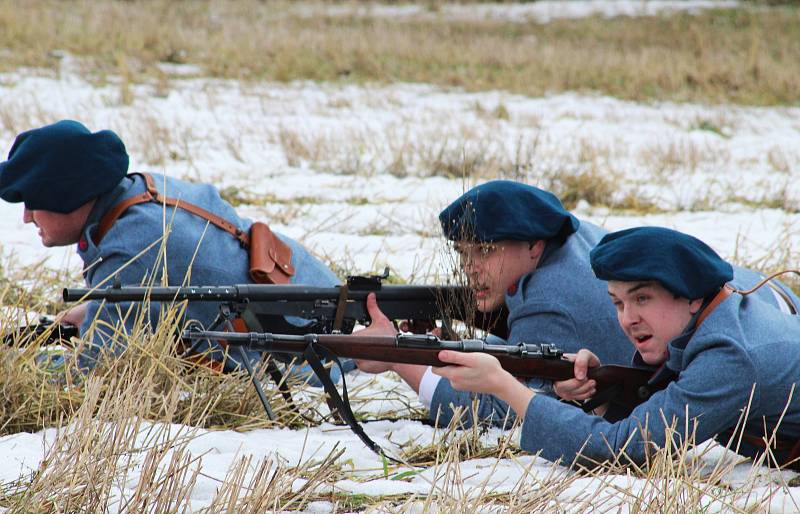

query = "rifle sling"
[302,343,401,463]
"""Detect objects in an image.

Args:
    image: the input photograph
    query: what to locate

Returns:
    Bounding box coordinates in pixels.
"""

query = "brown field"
[0,1,798,105]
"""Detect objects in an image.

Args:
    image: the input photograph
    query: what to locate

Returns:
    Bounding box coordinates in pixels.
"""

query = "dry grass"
[0,376,345,512]
[0,262,795,510]
[0,1,798,106]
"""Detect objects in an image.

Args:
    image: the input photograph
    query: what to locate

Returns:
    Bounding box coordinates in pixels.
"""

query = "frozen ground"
[0,42,799,511]
[1,65,798,280]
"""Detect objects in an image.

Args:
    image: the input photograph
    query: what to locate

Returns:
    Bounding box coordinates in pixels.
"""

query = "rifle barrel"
[181,330,660,409]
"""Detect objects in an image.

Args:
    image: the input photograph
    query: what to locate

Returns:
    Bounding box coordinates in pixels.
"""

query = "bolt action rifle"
[181,329,668,460]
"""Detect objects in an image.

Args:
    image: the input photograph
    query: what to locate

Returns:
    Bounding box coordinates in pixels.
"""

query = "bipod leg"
[222,318,277,422]
[236,345,277,422]
[265,358,300,412]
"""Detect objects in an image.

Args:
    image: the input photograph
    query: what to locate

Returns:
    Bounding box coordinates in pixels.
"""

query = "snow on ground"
[295,1,741,24]
[0,54,799,509]
[1,66,798,279]
[1,408,798,511]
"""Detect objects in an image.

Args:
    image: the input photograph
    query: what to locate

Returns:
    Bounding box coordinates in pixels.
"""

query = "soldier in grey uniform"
[0,120,339,372]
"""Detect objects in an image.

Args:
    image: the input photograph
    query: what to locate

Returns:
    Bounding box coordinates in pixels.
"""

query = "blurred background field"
[0,0,799,105]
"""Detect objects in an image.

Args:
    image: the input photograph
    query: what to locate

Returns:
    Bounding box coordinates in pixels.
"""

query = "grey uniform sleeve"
[77,248,162,371]
[518,336,757,465]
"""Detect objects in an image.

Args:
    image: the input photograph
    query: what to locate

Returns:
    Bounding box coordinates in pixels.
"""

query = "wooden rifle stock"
[182,330,664,411]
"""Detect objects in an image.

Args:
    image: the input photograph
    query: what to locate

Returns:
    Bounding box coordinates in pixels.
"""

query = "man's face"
[454,239,543,312]
[607,280,701,365]
[23,202,93,247]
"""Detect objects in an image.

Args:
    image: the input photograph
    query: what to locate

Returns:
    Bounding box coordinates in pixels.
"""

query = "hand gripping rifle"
[182,329,668,460]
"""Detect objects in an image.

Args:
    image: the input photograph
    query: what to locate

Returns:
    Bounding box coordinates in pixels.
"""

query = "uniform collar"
[83,176,134,230]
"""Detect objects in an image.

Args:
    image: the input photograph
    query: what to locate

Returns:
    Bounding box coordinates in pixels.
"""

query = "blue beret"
[590,227,733,299]
[439,180,579,242]
[0,120,128,213]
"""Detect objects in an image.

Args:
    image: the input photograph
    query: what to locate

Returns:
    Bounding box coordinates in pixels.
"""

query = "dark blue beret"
[439,180,579,242]
[590,227,733,299]
[0,120,128,213]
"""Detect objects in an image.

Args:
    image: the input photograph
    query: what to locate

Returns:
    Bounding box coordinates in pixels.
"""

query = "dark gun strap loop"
[581,383,623,413]
[332,284,349,333]
[302,342,401,464]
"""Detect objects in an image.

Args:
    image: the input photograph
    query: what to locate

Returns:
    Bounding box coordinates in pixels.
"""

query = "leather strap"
[695,285,733,327]
[302,341,400,463]
[93,191,153,245]
[720,426,800,469]
[332,284,349,333]
[767,282,798,315]
[94,173,250,248]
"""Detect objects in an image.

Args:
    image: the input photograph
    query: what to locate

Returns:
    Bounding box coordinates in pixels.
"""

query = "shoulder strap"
[735,269,799,314]
[695,285,733,327]
[302,342,401,463]
[93,173,250,248]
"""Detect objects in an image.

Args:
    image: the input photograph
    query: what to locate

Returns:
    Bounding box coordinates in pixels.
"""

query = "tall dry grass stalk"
[0,373,344,512]
[0,1,798,105]
[0,251,334,436]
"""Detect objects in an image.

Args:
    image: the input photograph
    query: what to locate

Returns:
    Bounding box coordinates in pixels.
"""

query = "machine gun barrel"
[64,283,509,338]
[64,284,464,303]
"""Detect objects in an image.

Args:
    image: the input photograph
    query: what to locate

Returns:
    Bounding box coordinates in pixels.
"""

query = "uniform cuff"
[418,366,441,408]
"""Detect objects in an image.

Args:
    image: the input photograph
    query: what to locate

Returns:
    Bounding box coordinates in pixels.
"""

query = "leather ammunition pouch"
[248,221,295,284]
[95,173,295,285]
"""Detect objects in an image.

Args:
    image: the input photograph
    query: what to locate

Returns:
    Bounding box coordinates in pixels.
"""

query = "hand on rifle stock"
[352,293,400,374]
[553,349,601,401]
[432,350,507,394]
[59,302,88,328]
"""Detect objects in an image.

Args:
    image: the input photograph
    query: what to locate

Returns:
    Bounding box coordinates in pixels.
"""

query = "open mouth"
[634,334,652,344]
[472,285,490,298]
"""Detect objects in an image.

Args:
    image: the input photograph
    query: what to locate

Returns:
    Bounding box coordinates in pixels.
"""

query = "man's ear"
[529,240,545,260]
[688,297,704,315]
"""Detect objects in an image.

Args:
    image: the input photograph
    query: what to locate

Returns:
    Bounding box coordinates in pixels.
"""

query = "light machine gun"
[63,270,508,339]
[63,270,508,421]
